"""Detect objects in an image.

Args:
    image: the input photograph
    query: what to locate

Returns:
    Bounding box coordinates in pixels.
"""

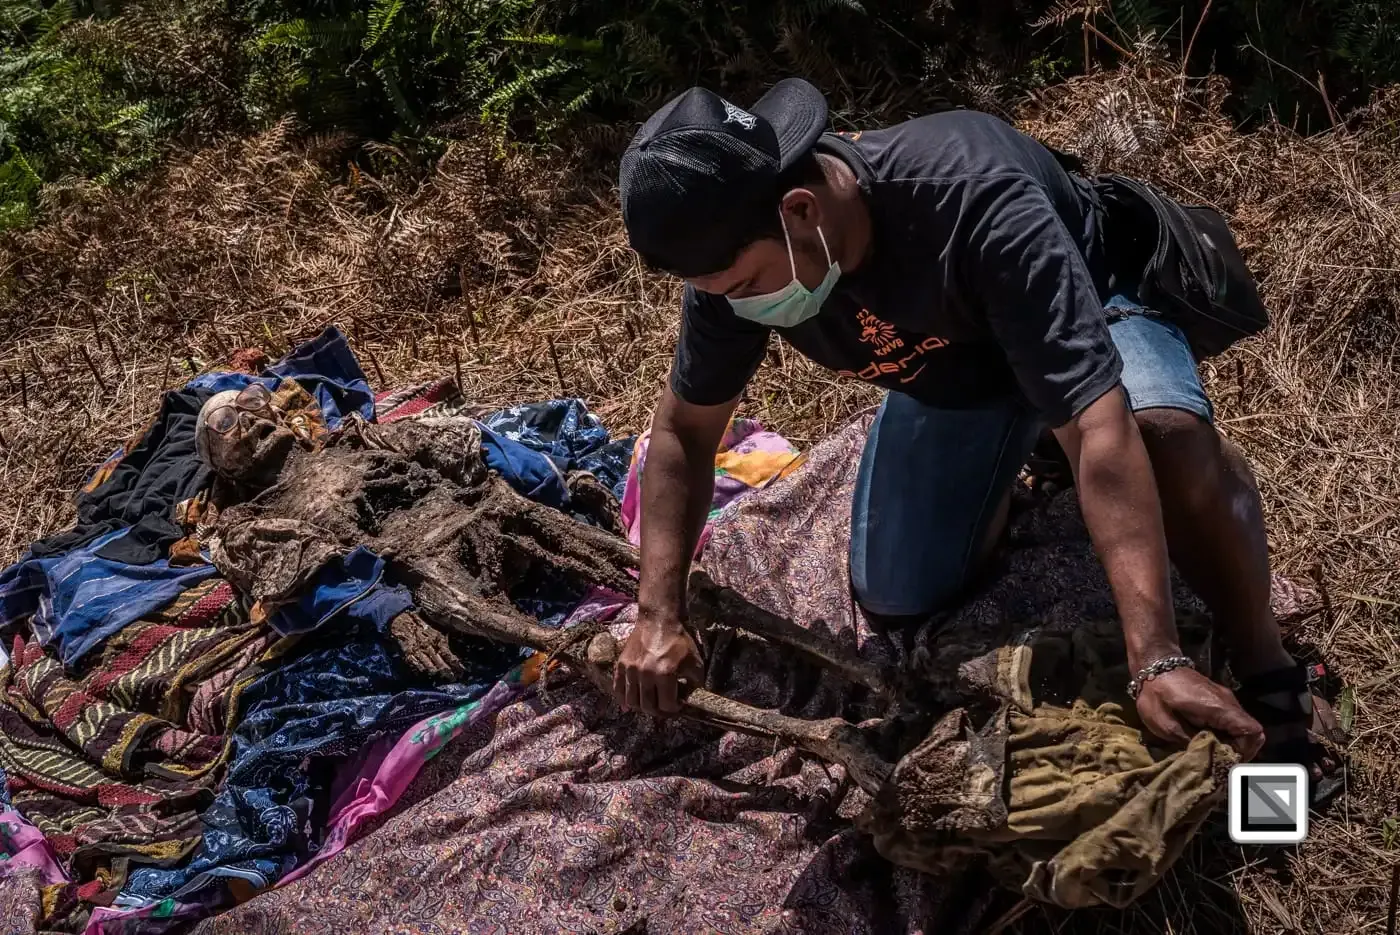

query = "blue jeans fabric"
[850,300,1212,617]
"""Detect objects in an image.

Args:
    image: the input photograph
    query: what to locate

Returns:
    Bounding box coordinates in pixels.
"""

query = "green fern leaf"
[363,0,404,51]
[480,58,576,125]
[502,32,603,54]
[1110,0,1165,40]
[375,65,417,127]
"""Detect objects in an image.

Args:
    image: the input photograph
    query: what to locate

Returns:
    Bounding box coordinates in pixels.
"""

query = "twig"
[1084,20,1133,58]
[547,337,568,398]
[159,354,172,392]
[1309,564,1335,631]
[19,369,27,408]
[466,310,482,358]
[78,345,110,396]
[453,344,464,396]
[27,348,50,391]
[363,344,387,388]
[1174,0,1213,123]
[1242,40,1336,127]
[206,317,229,358]
[85,305,117,360]
[55,427,82,469]
[1181,0,1212,75]
[102,295,121,358]
[286,278,373,297]
[1317,71,1341,128]
[1388,862,1398,935]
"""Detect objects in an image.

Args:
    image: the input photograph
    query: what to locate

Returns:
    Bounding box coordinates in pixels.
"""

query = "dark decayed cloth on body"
[191,413,1296,935]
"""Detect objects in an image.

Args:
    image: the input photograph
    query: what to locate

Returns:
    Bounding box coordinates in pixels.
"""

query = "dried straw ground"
[1,61,1398,933]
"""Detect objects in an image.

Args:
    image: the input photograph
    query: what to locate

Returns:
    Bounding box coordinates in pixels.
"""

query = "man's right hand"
[612,610,705,716]
[1135,666,1266,759]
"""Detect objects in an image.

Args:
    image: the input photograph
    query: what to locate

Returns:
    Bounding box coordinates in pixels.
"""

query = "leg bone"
[687,570,898,702]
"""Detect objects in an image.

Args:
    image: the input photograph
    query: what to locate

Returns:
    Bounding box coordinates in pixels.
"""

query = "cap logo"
[721,100,758,130]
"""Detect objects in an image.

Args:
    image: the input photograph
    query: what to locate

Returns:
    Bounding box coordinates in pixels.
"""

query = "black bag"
[1095,173,1269,359]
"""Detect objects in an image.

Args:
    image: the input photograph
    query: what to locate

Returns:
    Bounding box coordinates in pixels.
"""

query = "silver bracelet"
[1127,655,1196,699]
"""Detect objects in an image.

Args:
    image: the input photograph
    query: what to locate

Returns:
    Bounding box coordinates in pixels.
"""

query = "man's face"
[200,385,299,487]
[688,190,832,300]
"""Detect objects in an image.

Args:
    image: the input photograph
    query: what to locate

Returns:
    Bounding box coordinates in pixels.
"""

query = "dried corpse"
[193,386,1238,911]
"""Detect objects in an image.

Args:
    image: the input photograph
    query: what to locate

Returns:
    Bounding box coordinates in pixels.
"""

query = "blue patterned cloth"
[0,528,220,668]
[482,399,636,500]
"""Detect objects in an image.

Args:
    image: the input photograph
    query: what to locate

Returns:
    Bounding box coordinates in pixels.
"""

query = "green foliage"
[0,0,237,227]
[5,0,1400,227]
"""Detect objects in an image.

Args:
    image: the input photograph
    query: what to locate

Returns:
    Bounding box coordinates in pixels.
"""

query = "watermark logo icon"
[1228,763,1308,844]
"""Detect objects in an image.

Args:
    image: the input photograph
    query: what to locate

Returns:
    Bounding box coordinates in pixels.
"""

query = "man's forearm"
[636,423,717,621]
[1060,396,1181,670]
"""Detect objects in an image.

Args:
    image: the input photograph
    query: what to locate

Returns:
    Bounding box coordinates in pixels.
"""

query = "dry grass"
[2,59,1399,933]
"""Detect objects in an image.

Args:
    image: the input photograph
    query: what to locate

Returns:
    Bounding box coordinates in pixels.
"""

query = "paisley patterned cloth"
[620,417,805,557]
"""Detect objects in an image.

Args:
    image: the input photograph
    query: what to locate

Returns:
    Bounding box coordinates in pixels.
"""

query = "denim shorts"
[849,298,1212,617]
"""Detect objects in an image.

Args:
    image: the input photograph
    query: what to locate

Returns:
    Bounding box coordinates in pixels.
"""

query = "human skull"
[195,384,300,486]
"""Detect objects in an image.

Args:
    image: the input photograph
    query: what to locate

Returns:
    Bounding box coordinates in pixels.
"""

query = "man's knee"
[850,553,963,620]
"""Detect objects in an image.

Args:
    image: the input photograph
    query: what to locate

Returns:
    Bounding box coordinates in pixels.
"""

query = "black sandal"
[1234,661,1346,806]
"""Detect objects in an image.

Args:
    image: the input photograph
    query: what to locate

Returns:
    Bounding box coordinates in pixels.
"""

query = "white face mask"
[727,214,840,328]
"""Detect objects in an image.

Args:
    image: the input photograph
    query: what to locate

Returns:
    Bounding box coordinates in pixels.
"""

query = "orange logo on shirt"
[837,333,950,384]
[856,310,903,357]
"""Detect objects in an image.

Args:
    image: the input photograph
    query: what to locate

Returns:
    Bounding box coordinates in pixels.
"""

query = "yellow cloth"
[861,616,1236,910]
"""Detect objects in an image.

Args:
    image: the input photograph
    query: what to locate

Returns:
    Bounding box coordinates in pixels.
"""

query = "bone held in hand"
[583,629,893,796]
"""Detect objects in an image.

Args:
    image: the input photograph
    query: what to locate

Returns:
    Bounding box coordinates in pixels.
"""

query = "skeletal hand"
[390,611,466,682]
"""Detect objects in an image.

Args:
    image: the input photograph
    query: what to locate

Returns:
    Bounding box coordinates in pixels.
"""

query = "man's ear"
[780,188,822,229]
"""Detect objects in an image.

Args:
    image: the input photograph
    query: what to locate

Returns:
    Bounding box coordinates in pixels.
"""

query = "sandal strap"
[1256,736,1312,766]
[1237,664,1312,726]
[1237,663,1308,696]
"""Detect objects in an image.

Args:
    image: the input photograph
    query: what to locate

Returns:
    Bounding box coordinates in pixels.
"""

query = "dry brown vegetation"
[2,59,1399,933]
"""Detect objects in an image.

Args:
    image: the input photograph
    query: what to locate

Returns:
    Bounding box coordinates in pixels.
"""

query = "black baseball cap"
[619,78,829,278]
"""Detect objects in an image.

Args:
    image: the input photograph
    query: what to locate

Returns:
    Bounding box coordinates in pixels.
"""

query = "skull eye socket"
[207,406,239,434]
[236,383,271,412]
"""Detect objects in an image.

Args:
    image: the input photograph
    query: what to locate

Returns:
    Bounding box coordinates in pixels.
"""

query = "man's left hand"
[1135,667,1265,759]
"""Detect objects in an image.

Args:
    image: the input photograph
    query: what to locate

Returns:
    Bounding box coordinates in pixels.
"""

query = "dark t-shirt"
[670,110,1122,426]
